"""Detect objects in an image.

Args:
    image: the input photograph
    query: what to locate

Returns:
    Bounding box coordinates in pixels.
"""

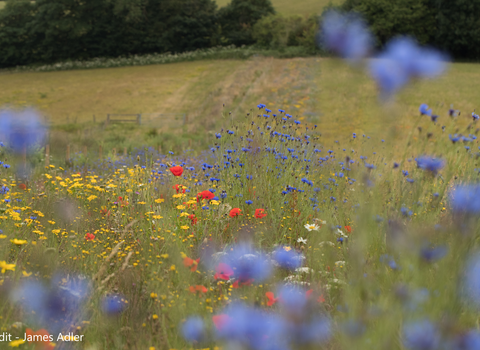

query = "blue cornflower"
[181,317,205,343]
[369,37,448,98]
[320,10,372,62]
[102,294,127,315]
[420,245,448,263]
[450,185,480,214]
[416,156,445,174]
[273,247,303,269]
[0,109,47,154]
[419,104,432,116]
[402,320,440,350]
[245,200,253,205]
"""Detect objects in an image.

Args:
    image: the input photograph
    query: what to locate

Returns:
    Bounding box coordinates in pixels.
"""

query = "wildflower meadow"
[1,10,480,350]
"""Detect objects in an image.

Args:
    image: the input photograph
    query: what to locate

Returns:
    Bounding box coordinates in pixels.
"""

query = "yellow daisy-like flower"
[283,246,292,252]
[152,314,158,320]
[150,292,157,299]
[176,205,186,210]
[9,339,25,347]
[304,223,320,231]
[180,226,189,230]
[22,271,32,277]
[0,261,16,273]
[87,195,97,202]
[0,235,6,239]
[155,198,165,203]
[10,239,27,245]
[179,212,190,217]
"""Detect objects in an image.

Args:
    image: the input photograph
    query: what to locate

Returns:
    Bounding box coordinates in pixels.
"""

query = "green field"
[1,57,478,141]
[215,0,341,15]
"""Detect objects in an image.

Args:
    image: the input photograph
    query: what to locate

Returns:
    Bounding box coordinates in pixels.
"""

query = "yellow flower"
[180,226,189,230]
[22,271,32,277]
[87,195,97,201]
[179,212,190,217]
[0,261,16,273]
[176,205,185,210]
[150,292,157,299]
[155,198,164,203]
[48,220,56,225]
[211,200,220,205]
[170,265,176,271]
[10,239,27,245]
[0,235,6,239]
[149,347,155,350]
[152,314,158,320]
[283,246,292,252]
[9,339,25,347]
[44,174,53,179]
[161,254,169,259]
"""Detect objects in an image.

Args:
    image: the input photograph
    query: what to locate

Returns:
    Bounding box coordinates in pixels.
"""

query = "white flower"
[319,241,335,247]
[336,228,347,237]
[295,267,313,274]
[304,223,320,231]
[297,237,307,244]
[314,218,327,225]
[335,261,345,267]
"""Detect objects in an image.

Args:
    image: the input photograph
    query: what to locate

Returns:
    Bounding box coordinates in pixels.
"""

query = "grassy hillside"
[215,0,341,15]
[1,57,478,135]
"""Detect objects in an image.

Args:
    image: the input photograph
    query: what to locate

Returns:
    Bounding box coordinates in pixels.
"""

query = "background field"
[1,57,478,141]
[214,0,341,15]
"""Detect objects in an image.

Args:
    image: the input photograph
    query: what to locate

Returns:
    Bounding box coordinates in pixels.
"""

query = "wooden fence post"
[112,148,116,157]
[45,145,50,167]
[99,145,103,158]
[66,145,70,161]
[124,147,127,157]
[83,146,87,156]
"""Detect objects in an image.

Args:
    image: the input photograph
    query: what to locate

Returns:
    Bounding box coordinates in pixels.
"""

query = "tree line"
[0,0,479,68]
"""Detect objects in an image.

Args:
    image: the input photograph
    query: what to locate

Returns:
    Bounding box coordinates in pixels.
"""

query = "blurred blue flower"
[450,185,480,214]
[0,109,47,154]
[369,37,448,98]
[273,247,303,269]
[464,253,480,308]
[420,245,448,263]
[102,293,128,315]
[320,11,372,62]
[419,104,432,116]
[416,156,445,174]
[402,320,440,350]
[223,244,272,283]
[182,317,205,343]
[452,330,480,350]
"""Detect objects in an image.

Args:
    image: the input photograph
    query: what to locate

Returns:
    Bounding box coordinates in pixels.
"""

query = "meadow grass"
[0,90,479,349]
[2,57,480,160]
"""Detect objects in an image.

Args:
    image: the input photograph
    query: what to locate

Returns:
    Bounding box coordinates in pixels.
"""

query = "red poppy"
[100,207,110,217]
[317,294,326,303]
[18,183,27,190]
[212,314,231,331]
[85,233,95,241]
[232,279,253,288]
[169,166,183,177]
[345,225,352,233]
[265,291,279,306]
[189,285,208,294]
[118,196,128,207]
[189,214,198,225]
[254,208,267,219]
[183,257,200,272]
[214,263,234,280]
[229,208,242,218]
[25,328,55,350]
[306,289,314,298]
[173,184,186,194]
[196,190,215,202]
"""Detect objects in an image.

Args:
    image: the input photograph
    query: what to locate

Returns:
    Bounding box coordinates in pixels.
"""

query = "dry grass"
[1,57,480,144]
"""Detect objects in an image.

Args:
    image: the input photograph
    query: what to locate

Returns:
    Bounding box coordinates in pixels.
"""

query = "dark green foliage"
[428,0,480,60]
[252,14,319,52]
[340,0,435,46]
[329,0,480,59]
[0,0,219,68]
[218,0,275,46]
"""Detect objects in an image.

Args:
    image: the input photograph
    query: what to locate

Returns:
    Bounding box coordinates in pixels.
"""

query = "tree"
[218,0,275,46]
[340,0,435,47]
[428,0,480,59]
